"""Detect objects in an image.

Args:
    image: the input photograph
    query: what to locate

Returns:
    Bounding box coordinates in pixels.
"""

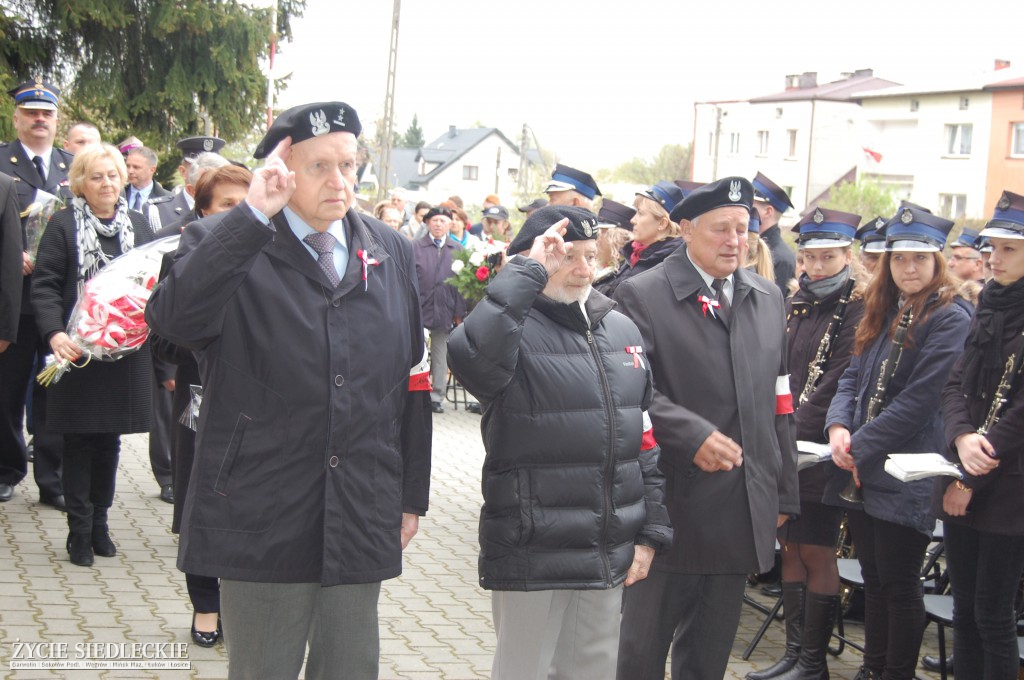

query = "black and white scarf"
[72,195,135,292]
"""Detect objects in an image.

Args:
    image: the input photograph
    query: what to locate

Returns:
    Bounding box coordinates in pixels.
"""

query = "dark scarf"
[797,266,850,301]
[962,278,1024,399]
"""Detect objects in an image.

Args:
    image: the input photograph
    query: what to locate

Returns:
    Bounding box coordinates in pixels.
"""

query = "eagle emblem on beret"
[813,209,824,224]
[582,219,596,238]
[900,209,914,225]
[728,180,742,203]
[998,194,1011,210]
[310,110,330,137]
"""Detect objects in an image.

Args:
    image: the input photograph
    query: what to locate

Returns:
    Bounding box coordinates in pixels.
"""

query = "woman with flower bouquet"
[31,144,155,567]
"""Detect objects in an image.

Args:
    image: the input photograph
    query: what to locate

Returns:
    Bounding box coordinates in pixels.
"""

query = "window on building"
[959,97,970,110]
[945,124,973,155]
[910,99,920,112]
[938,193,967,219]
[757,130,769,156]
[775,107,784,119]
[462,165,478,181]
[729,133,740,154]
[507,167,518,179]
[787,129,798,157]
[1012,122,1024,157]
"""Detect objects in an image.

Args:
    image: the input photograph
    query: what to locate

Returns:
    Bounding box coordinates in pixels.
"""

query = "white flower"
[468,251,485,267]
[451,260,465,274]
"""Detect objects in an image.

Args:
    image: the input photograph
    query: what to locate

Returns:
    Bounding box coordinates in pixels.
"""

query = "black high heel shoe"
[190,613,222,647]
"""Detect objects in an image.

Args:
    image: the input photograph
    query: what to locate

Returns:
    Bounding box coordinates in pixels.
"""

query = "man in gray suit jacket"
[613,177,799,680]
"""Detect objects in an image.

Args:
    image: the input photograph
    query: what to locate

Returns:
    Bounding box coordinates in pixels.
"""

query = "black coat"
[448,256,672,591]
[614,244,800,574]
[761,225,796,293]
[935,299,1024,536]
[0,173,22,342]
[596,237,682,299]
[0,141,74,314]
[145,203,432,585]
[786,281,864,501]
[30,206,155,434]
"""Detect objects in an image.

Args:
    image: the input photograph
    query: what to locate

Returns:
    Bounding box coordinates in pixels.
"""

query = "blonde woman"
[745,206,775,281]
[598,181,683,298]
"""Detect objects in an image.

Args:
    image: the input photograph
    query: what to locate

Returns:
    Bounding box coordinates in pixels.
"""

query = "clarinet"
[840,304,914,503]
[799,278,856,406]
[978,347,1022,437]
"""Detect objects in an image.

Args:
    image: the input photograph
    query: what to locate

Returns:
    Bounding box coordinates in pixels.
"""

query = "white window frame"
[1011,122,1024,158]
[756,130,769,156]
[944,124,973,156]
[462,165,478,181]
[728,133,740,154]
[938,193,967,219]
[787,129,798,158]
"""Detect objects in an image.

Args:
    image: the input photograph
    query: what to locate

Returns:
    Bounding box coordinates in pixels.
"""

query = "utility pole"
[377,0,401,203]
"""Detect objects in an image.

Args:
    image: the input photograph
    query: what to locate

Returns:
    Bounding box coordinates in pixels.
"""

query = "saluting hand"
[526,219,569,276]
[246,137,296,218]
[694,430,743,472]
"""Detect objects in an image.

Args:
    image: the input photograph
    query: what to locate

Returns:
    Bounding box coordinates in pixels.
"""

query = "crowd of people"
[1,77,1023,680]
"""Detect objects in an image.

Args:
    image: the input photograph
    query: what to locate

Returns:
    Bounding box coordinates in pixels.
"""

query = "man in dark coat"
[0,78,70,509]
[752,171,797,293]
[613,177,800,680]
[448,205,671,680]
[146,101,431,680]
[414,206,466,413]
[0,172,24,502]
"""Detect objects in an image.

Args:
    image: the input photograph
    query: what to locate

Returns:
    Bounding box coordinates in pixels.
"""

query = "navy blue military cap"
[8,78,60,110]
[748,206,761,233]
[951,227,981,250]
[636,181,685,216]
[856,217,887,253]
[882,206,955,252]
[899,199,933,214]
[177,136,226,162]
[751,172,794,213]
[980,191,1024,241]
[597,199,635,231]
[507,205,599,255]
[791,207,861,249]
[254,101,362,159]
[669,176,754,223]
[544,163,601,200]
[482,205,510,221]
[674,180,705,198]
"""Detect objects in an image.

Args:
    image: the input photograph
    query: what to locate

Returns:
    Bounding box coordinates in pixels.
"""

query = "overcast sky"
[273,0,1024,172]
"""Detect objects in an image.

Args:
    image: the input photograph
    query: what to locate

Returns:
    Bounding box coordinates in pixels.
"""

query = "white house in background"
[383,126,536,205]
[857,63,1024,219]
[692,70,899,223]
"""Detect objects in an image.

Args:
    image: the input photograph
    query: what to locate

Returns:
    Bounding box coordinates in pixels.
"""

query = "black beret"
[423,206,453,222]
[507,205,599,255]
[597,199,636,231]
[669,176,754,223]
[254,101,362,159]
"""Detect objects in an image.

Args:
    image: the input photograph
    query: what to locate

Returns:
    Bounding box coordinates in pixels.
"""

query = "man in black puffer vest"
[448,205,672,680]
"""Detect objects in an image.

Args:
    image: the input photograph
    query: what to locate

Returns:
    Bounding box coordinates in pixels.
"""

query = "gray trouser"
[428,326,449,404]
[220,579,381,680]
[617,571,746,680]
[491,586,622,680]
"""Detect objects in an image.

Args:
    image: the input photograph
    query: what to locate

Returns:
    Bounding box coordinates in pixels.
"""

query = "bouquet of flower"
[37,235,181,386]
[446,238,507,303]
[22,189,65,263]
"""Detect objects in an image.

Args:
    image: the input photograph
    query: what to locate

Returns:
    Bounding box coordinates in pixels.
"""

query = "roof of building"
[749,72,900,103]
[858,66,1024,99]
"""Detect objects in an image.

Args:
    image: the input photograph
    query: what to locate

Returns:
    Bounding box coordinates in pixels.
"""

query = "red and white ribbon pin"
[356,248,380,291]
[625,345,645,369]
[699,295,720,319]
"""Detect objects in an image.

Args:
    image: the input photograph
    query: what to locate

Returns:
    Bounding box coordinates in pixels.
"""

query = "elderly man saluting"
[448,205,672,680]
[146,102,431,680]
[613,177,799,680]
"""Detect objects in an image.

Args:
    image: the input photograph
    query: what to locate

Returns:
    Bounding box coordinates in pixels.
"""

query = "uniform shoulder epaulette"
[148,194,175,205]
[56,148,74,161]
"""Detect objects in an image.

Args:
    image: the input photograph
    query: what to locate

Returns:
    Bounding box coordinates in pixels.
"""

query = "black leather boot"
[852,666,881,680]
[67,532,94,567]
[747,582,805,680]
[91,508,116,558]
[775,592,839,680]
[922,654,953,673]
